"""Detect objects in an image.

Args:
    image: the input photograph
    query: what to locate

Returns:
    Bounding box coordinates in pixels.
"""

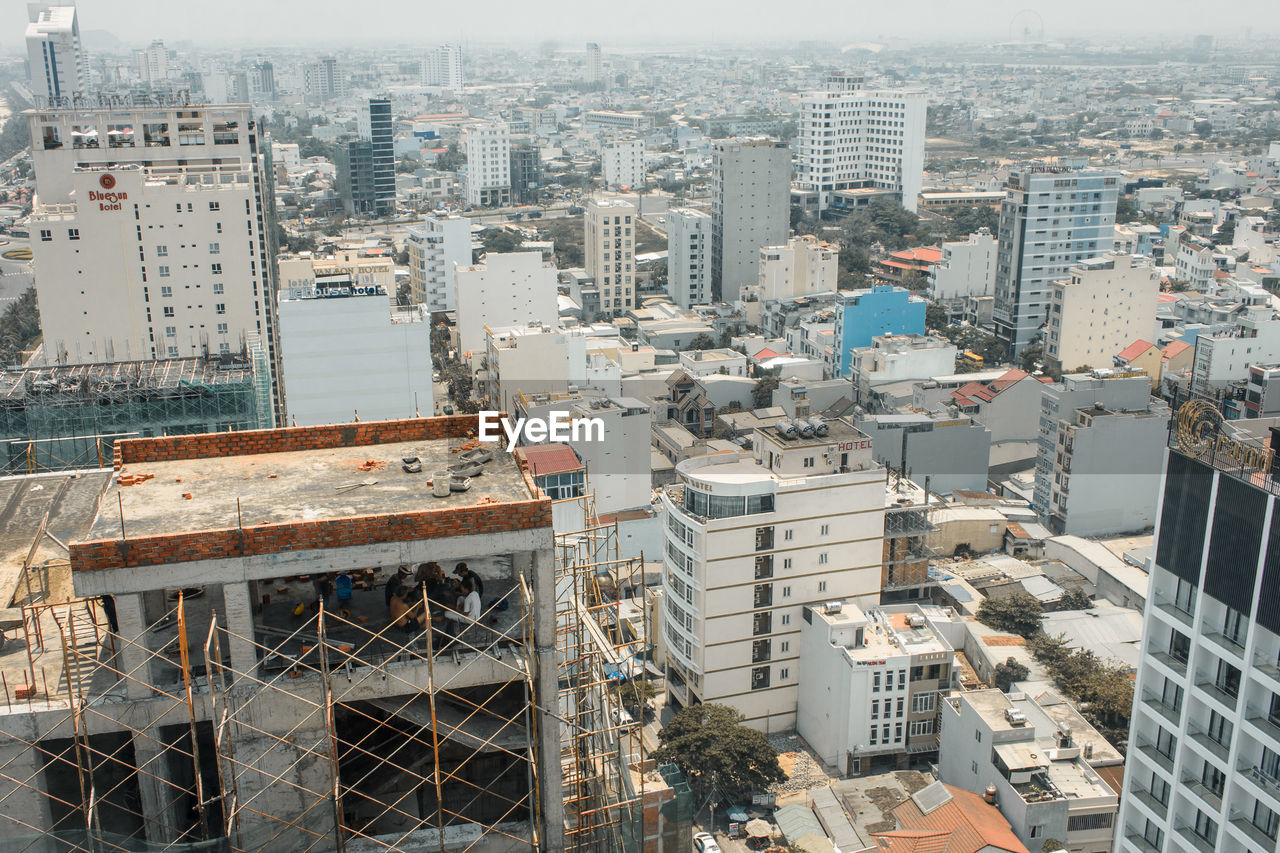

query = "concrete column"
[113,593,152,700]
[0,735,54,839]
[530,547,564,853]
[220,582,258,678]
[132,730,176,843]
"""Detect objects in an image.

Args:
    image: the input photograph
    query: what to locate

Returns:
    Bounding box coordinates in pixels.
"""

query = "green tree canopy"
[1056,588,1094,611]
[993,657,1030,692]
[751,373,780,409]
[652,703,785,805]
[480,228,523,254]
[976,591,1044,638]
[685,333,718,351]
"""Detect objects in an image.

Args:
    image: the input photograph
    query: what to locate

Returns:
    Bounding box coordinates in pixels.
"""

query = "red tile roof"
[754,347,782,359]
[875,784,1030,853]
[949,369,1033,406]
[1115,339,1157,363]
[1162,340,1192,360]
[516,443,583,477]
[890,246,944,264]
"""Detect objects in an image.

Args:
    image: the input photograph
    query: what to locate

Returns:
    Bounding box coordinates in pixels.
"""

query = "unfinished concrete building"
[0,415,663,852]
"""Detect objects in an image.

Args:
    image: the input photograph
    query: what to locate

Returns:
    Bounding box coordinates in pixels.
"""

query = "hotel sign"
[89,173,127,211]
[1176,399,1273,470]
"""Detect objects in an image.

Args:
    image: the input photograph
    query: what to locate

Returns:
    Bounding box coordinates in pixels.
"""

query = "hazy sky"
[15,0,1280,46]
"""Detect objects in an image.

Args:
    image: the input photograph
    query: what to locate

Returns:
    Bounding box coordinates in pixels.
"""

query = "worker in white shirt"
[444,579,482,648]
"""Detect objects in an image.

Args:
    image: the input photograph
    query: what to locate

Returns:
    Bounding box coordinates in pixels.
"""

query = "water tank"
[798,419,816,438]
[808,417,830,436]
[775,419,798,440]
[984,785,997,805]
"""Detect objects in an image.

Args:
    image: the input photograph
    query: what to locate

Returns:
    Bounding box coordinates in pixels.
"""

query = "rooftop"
[0,357,256,401]
[877,782,1029,853]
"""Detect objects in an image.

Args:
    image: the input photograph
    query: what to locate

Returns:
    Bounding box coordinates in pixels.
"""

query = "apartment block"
[454,252,560,359]
[602,139,645,190]
[666,208,712,309]
[464,121,511,207]
[1046,254,1159,373]
[711,138,790,302]
[755,236,839,302]
[585,199,637,318]
[406,213,473,311]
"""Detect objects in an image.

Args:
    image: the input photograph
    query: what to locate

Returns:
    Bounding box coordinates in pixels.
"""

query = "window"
[781,586,791,598]
[751,666,770,690]
[158,265,170,277]
[1155,726,1175,759]
[894,723,902,741]
[156,245,168,256]
[753,584,772,608]
[871,700,880,720]
[211,263,222,275]
[896,697,904,717]
[67,228,79,240]
[1215,659,1241,698]
[213,283,224,294]
[818,553,828,565]
[752,639,771,663]
[39,229,52,242]
[782,558,792,569]
[1223,606,1246,646]
[166,346,178,357]
[1173,576,1196,615]
[1193,810,1217,845]
[873,673,881,692]
[755,527,774,551]
[755,554,774,579]
[1149,771,1170,806]
[208,201,220,211]
[160,286,172,298]
[779,668,789,679]
[216,323,228,335]
[1207,709,1232,746]
[885,671,894,690]
[820,524,829,536]
[1029,825,1042,839]
[974,730,982,743]
[752,612,772,636]
[1202,759,1225,797]
[909,720,934,737]
[215,303,226,315]
[1143,819,1164,848]
[163,306,174,317]
[780,613,790,626]
[1253,800,1279,840]
[870,727,878,745]
[817,580,827,592]
[912,693,935,714]
[783,529,793,541]
[1169,630,1190,664]
[164,326,176,337]
[208,242,220,254]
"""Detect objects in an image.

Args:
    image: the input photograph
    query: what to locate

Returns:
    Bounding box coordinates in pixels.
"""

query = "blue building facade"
[834,285,926,376]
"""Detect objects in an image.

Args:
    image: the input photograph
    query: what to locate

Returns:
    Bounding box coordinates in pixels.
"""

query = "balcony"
[1141,693,1182,726]
[1230,813,1279,850]
[1203,630,1246,661]
[1253,652,1280,687]
[1175,825,1217,853]
[1188,728,1231,762]
[1195,678,1239,712]
[1180,776,1222,812]
[1150,650,1188,677]
[1238,761,1280,799]
[1132,787,1171,819]
[1137,743,1175,773]
[1246,713,1280,747]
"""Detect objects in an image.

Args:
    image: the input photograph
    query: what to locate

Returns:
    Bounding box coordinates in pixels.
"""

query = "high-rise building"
[667,208,712,309]
[337,138,376,215]
[304,56,346,100]
[585,199,636,318]
[1116,406,1280,853]
[420,44,463,94]
[585,42,602,84]
[250,59,275,100]
[1045,253,1159,373]
[464,121,511,207]
[454,252,559,358]
[26,103,283,422]
[756,235,840,301]
[407,213,473,312]
[601,139,644,190]
[794,74,927,214]
[509,140,542,204]
[25,2,87,104]
[357,98,395,217]
[992,166,1119,357]
[711,137,790,303]
[660,418,886,731]
[134,39,168,86]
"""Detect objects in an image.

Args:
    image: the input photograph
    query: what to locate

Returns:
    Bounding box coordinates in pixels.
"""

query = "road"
[0,236,33,309]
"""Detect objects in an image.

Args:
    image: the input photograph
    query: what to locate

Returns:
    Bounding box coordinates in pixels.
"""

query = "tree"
[434,142,464,172]
[397,154,422,174]
[652,703,785,805]
[945,204,999,239]
[976,592,1044,638]
[1018,342,1043,374]
[751,373,780,408]
[611,679,657,719]
[0,287,41,364]
[1056,588,1094,611]
[926,301,948,332]
[480,228,523,254]
[1115,195,1139,223]
[900,270,928,293]
[1194,120,1213,139]
[993,657,1030,692]
[686,333,718,351]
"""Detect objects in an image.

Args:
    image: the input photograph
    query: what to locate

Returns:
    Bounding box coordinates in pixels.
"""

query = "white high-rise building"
[454,252,559,359]
[585,199,636,318]
[26,104,282,421]
[464,121,511,207]
[711,137,791,303]
[25,2,87,104]
[420,44,463,94]
[406,214,473,312]
[660,417,886,731]
[1045,253,1159,373]
[303,56,346,100]
[756,235,840,301]
[993,167,1119,356]
[667,208,712,309]
[794,74,927,214]
[585,43,602,84]
[601,139,645,190]
[1116,414,1280,853]
[134,40,168,85]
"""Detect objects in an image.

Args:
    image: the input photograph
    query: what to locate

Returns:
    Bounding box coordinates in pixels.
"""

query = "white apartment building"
[756,235,839,301]
[940,689,1120,853]
[585,42,602,84]
[134,40,169,86]
[420,44,463,93]
[464,121,511,207]
[25,2,86,104]
[1046,254,1159,372]
[277,286,433,426]
[929,228,997,303]
[660,417,886,731]
[1190,314,1280,400]
[794,75,927,213]
[271,141,301,172]
[711,138,791,302]
[666,208,711,309]
[303,57,346,100]
[407,214,473,311]
[27,103,282,420]
[797,602,957,776]
[1117,422,1280,853]
[454,252,559,359]
[993,168,1119,357]
[601,139,645,190]
[585,199,636,317]
[484,324,623,414]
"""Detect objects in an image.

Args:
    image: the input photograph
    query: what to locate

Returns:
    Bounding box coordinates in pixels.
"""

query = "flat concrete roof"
[91,437,533,541]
